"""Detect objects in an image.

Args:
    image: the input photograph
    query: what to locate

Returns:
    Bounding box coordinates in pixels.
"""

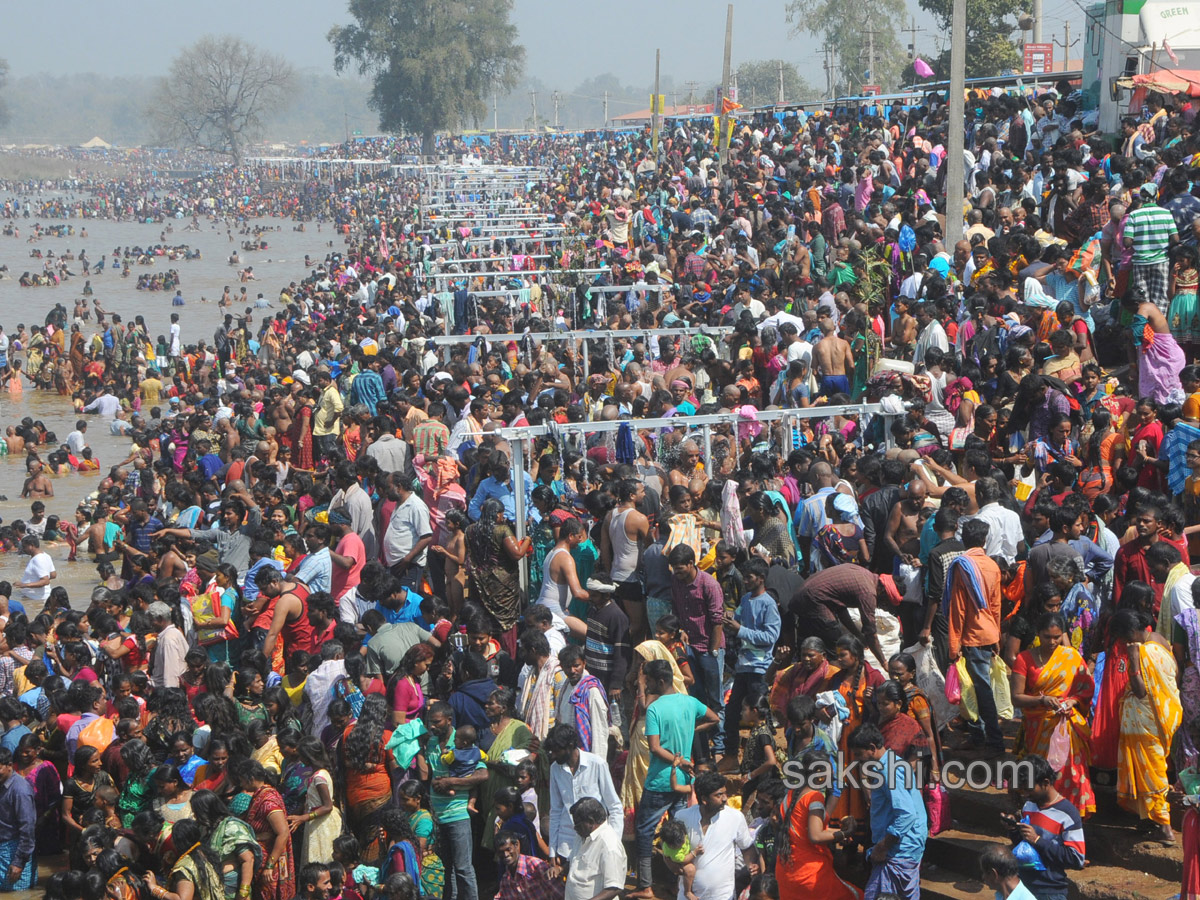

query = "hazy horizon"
[3,1,1084,92]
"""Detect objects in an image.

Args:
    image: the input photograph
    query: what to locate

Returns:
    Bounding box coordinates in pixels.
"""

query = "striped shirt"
[1019,798,1085,897]
[1124,203,1178,265]
[411,419,450,459]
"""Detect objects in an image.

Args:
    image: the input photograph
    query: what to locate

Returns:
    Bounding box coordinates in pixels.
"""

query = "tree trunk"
[422,130,436,159]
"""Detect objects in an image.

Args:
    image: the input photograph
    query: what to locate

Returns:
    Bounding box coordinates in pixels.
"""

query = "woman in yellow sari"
[1011,612,1096,817]
[620,639,686,837]
[1114,608,1181,844]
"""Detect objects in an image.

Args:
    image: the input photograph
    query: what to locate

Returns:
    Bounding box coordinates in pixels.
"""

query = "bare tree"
[152,35,295,163]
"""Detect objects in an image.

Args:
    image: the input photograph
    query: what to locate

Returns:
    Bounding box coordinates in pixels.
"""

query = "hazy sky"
[6,0,1082,87]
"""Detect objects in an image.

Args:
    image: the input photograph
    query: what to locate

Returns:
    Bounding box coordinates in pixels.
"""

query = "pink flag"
[914,57,935,78]
[1165,40,1180,65]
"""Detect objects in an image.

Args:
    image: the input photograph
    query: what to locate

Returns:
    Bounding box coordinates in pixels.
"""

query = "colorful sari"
[776,789,863,900]
[770,660,833,721]
[828,664,883,821]
[480,717,533,850]
[1118,641,1181,826]
[621,641,687,836]
[1176,609,1200,770]
[878,711,929,764]
[408,807,445,899]
[288,405,314,470]
[208,815,261,900]
[21,759,62,855]
[1092,634,1129,769]
[170,845,225,900]
[465,521,521,633]
[280,760,314,816]
[244,785,295,900]
[1016,645,1096,817]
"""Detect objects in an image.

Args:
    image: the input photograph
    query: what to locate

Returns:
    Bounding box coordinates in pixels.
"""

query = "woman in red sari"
[234,759,294,900]
[875,681,930,768]
[288,392,315,471]
[1128,398,1166,492]
[828,636,883,822]
[770,637,834,721]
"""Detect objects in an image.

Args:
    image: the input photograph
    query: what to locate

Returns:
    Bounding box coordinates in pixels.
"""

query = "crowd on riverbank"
[0,83,1198,900]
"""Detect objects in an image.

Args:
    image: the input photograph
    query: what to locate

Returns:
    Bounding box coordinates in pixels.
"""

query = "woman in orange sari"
[776,751,863,900]
[69,326,86,381]
[1011,612,1096,818]
[827,636,883,822]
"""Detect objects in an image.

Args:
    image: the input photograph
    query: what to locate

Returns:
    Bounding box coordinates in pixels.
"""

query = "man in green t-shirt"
[627,659,718,900]
[421,701,487,900]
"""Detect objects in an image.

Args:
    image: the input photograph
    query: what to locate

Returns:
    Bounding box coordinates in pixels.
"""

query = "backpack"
[78,715,116,754]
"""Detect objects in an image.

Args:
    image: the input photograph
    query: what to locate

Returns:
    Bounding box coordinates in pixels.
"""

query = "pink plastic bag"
[944,662,962,704]
[924,783,951,835]
[1046,719,1071,770]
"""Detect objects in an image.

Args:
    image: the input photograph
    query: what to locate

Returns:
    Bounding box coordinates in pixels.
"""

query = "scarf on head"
[569,673,608,751]
[518,654,562,740]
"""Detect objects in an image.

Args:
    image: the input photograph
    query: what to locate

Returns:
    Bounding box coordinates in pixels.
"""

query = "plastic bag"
[945,659,962,705]
[956,657,979,722]
[906,642,957,730]
[924,783,951,835]
[1013,465,1037,503]
[1046,718,1071,770]
[991,654,1014,720]
[1012,817,1047,870]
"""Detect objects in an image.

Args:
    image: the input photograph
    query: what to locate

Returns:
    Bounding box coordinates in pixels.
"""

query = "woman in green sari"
[117,740,156,827]
[146,818,226,900]
[478,686,534,852]
[192,791,261,900]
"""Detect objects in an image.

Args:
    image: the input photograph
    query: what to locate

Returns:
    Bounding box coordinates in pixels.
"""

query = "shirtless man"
[21,460,53,499]
[884,478,928,569]
[4,427,23,455]
[812,319,854,399]
[669,440,703,488]
[891,296,918,358]
[910,448,988,510]
[600,479,651,643]
[85,504,114,559]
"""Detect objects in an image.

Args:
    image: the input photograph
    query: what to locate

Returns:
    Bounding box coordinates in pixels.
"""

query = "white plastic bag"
[1046,719,1071,770]
[905,642,957,729]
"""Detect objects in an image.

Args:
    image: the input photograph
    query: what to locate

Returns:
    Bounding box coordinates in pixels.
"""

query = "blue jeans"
[635,788,687,888]
[962,646,1004,751]
[692,650,725,755]
[438,817,477,900]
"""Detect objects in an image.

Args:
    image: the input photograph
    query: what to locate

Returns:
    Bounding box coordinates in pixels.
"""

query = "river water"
[0,211,331,603]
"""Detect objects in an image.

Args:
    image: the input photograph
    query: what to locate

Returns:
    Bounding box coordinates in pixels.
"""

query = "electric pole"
[652,48,662,160]
[946,0,966,247]
[719,4,733,169]
[529,90,538,130]
[866,26,877,83]
[684,80,700,105]
[493,91,498,132]
[603,91,609,128]
[552,90,561,128]
[778,59,785,105]
[1054,22,1078,71]
[906,17,927,61]
[1033,0,1043,42]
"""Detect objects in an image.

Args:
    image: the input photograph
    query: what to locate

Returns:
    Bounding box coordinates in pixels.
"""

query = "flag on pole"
[1165,40,1180,65]
[914,57,935,78]
[721,96,743,114]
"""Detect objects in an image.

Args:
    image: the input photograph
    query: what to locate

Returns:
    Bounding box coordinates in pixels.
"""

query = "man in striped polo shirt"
[1124,182,1179,313]
[1010,754,1086,900]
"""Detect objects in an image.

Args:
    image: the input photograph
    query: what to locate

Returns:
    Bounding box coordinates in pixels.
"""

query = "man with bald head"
[796,462,840,573]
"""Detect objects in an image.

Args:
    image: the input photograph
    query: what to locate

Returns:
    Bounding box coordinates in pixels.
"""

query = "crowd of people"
[0,79,1198,900]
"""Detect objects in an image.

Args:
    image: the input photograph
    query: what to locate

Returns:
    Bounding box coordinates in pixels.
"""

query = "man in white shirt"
[545,724,622,866]
[148,600,190,690]
[563,797,627,900]
[16,536,55,603]
[381,476,433,591]
[673,773,758,900]
[82,391,121,416]
[169,313,182,357]
[912,302,949,371]
[66,420,88,456]
[961,477,1024,565]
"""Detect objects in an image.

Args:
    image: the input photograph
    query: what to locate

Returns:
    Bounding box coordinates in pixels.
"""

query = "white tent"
[80,136,112,149]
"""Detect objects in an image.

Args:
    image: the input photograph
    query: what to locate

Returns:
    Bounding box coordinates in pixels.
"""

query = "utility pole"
[1033,0,1043,42]
[718,4,734,169]
[946,0,966,247]
[652,48,662,160]
[529,90,538,130]
[344,112,349,144]
[672,89,679,109]
[552,90,561,128]
[1054,22,1078,71]
[866,26,876,83]
[685,80,700,105]
[493,91,498,132]
[603,91,609,128]
[778,59,785,104]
